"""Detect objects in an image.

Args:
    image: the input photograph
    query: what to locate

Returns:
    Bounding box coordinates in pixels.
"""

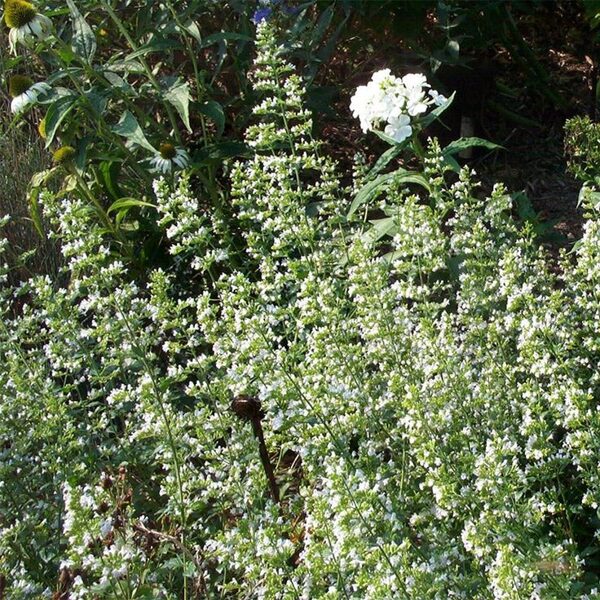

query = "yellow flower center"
[4,0,38,29]
[159,143,177,160]
[53,145,76,165]
[9,74,32,98]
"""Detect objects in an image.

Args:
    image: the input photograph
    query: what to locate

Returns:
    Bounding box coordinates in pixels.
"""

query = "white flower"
[5,0,53,55]
[405,86,429,117]
[402,73,428,89]
[149,143,191,174]
[350,69,447,142]
[385,114,412,143]
[429,89,448,107]
[10,80,50,115]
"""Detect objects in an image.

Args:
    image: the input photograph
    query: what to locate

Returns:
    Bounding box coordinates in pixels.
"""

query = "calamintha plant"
[1,12,600,600]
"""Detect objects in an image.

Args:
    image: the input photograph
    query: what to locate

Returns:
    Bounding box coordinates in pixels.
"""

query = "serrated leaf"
[112,111,155,153]
[66,0,96,63]
[165,81,192,133]
[198,100,225,137]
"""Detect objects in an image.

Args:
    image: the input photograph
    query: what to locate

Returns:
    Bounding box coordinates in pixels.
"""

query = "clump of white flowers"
[3,20,600,600]
[350,69,446,142]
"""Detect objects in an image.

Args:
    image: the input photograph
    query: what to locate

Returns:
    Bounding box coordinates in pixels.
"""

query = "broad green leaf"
[198,100,225,137]
[85,89,107,115]
[361,217,398,245]
[443,137,503,156]
[112,111,155,153]
[195,141,251,166]
[183,20,202,43]
[107,197,157,214]
[44,95,78,147]
[368,142,409,178]
[348,171,431,217]
[165,81,192,133]
[66,0,96,63]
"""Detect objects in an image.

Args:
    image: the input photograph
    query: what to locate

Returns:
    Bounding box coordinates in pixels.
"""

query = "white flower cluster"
[350,69,446,142]
[3,20,600,600]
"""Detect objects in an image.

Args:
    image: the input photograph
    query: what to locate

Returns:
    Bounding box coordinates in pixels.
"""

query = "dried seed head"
[231,395,263,421]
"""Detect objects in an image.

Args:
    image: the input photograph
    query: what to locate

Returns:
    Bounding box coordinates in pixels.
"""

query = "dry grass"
[0,84,62,285]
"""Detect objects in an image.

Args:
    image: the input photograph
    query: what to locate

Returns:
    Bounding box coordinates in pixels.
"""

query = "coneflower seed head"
[4,0,38,29]
[9,74,32,97]
[159,143,176,159]
[53,145,76,165]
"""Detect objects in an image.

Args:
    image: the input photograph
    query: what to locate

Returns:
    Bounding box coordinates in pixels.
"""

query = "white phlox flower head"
[149,143,191,174]
[350,68,446,142]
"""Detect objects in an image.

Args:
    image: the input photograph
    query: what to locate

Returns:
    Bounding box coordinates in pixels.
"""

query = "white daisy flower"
[5,0,53,55]
[149,143,191,174]
[9,75,50,114]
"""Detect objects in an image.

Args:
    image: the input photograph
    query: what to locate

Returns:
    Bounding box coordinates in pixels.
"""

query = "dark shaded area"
[311,0,596,246]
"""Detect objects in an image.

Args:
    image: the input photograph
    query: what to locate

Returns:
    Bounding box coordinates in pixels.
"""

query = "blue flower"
[252,7,273,24]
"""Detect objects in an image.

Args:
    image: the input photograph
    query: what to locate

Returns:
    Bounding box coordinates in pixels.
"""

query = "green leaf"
[165,81,192,133]
[368,142,409,178]
[372,129,403,146]
[66,0,97,63]
[194,141,251,166]
[198,100,225,137]
[96,161,122,202]
[27,168,60,238]
[128,39,181,60]
[107,197,157,214]
[360,217,398,245]
[85,89,107,115]
[112,111,155,153]
[348,171,431,217]
[443,137,503,156]
[182,20,201,43]
[44,95,78,148]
